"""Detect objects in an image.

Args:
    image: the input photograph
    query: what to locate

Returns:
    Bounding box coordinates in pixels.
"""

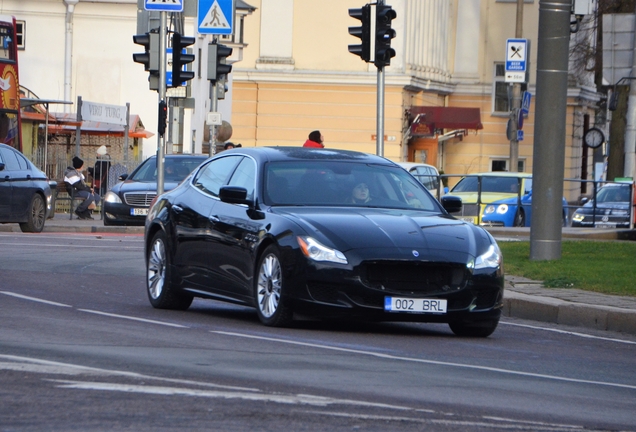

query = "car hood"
[113,180,183,194]
[274,207,491,260]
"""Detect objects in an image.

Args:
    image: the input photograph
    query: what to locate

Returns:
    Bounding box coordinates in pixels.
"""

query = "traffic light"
[158,100,167,137]
[171,32,196,87]
[348,5,371,62]
[133,32,159,73]
[207,42,233,83]
[374,4,397,67]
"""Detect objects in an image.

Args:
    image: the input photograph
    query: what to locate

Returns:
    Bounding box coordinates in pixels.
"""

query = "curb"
[503,291,636,335]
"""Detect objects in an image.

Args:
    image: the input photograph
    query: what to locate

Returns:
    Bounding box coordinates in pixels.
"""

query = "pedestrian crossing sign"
[145,0,183,12]
[198,0,234,35]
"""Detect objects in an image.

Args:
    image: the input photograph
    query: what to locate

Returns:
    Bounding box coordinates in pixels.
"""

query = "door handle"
[172,204,184,213]
[209,215,220,223]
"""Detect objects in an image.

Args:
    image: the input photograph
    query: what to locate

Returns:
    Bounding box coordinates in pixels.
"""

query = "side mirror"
[219,186,251,206]
[580,197,589,205]
[441,195,462,213]
[119,174,128,181]
[0,162,5,171]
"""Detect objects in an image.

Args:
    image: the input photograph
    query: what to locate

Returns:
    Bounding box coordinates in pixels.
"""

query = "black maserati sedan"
[103,154,207,226]
[144,147,504,337]
[0,143,52,233]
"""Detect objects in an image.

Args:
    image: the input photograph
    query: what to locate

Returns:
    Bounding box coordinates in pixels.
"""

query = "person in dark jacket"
[303,130,325,148]
[64,156,101,220]
[93,145,111,196]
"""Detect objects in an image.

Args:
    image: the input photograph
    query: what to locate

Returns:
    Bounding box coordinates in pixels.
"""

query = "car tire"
[513,210,525,227]
[254,245,293,327]
[19,194,46,233]
[449,318,499,338]
[146,231,193,310]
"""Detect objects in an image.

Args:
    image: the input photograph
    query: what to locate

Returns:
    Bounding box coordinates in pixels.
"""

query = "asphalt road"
[1,231,635,431]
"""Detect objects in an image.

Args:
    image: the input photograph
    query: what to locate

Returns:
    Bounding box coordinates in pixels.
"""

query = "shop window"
[491,159,525,172]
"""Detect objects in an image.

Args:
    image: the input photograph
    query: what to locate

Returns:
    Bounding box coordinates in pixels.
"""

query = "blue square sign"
[506,39,527,73]
[198,0,234,35]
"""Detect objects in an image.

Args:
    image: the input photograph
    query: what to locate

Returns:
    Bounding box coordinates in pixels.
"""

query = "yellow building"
[230,0,601,200]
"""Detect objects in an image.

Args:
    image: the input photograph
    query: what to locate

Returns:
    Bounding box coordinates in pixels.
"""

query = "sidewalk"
[2,213,636,336]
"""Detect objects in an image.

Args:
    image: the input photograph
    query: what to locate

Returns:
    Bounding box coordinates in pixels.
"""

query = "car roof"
[218,147,395,165]
[396,162,439,171]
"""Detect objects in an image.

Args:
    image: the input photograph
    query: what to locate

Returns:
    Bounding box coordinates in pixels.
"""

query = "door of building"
[409,138,438,166]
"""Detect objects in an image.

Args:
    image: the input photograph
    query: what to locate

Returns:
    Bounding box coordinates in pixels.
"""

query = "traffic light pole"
[376,66,385,157]
[208,77,218,157]
[157,11,167,195]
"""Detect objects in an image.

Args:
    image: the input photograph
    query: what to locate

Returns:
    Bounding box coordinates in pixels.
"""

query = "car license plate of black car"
[384,297,447,314]
[131,208,149,216]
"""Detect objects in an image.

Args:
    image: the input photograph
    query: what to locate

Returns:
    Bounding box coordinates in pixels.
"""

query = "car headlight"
[297,236,348,264]
[496,204,509,214]
[468,244,502,270]
[485,204,509,215]
[104,191,122,204]
[572,212,584,222]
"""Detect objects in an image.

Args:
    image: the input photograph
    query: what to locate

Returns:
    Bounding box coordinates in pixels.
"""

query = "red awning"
[409,107,483,137]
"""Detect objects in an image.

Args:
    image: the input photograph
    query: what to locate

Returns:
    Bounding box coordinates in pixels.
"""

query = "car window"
[452,176,525,193]
[264,161,439,210]
[130,157,157,181]
[193,155,242,197]
[0,147,21,171]
[227,157,256,200]
[597,185,630,203]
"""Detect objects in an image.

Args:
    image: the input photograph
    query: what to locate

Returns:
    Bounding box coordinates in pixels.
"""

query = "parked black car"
[0,143,52,233]
[571,182,635,229]
[103,154,207,226]
[144,147,504,337]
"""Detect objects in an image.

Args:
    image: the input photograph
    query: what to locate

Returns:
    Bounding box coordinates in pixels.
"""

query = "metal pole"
[623,2,636,180]
[75,96,82,157]
[209,81,218,157]
[529,0,571,261]
[157,11,167,195]
[44,102,49,174]
[124,102,130,167]
[376,66,385,157]
[509,0,524,172]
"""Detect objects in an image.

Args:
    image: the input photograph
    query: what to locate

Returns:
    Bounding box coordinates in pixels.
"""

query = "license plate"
[131,208,149,216]
[384,297,447,314]
[459,216,476,224]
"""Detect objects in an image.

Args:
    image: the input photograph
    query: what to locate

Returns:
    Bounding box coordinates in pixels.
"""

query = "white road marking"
[0,354,259,392]
[211,331,636,391]
[501,321,636,345]
[77,309,189,328]
[0,241,142,249]
[308,411,586,431]
[0,291,72,307]
[50,379,412,411]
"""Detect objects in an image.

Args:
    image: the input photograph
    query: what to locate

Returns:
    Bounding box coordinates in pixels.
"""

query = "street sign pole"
[377,66,385,157]
[157,11,167,195]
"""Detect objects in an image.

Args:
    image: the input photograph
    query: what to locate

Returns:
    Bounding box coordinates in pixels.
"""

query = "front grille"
[364,262,467,295]
[124,192,157,207]
[459,204,479,217]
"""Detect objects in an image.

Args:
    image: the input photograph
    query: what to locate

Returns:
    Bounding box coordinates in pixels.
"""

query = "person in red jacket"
[303,130,324,148]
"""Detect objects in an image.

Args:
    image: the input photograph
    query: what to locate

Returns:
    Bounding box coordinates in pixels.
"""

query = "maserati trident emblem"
[412,250,419,257]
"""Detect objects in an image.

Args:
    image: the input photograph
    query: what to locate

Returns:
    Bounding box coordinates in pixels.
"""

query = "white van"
[397,162,444,200]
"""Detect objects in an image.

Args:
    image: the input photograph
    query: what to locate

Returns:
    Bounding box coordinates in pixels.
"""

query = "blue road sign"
[506,38,527,73]
[517,130,524,141]
[198,0,234,35]
[145,0,183,12]
[521,91,532,114]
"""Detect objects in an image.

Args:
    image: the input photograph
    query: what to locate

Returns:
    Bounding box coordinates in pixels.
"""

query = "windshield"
[264,161,440,211]
[130,157,206,182]
[596,185,631,203]
[452,176,530,194]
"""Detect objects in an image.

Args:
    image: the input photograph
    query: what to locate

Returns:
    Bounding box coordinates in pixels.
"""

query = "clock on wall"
[584,127,605,149]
